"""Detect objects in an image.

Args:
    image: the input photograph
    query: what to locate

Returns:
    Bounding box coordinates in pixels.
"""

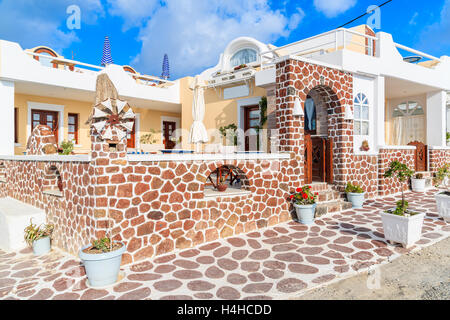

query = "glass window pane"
[230,49,257,67]
[47,122,53,129]
[69,125,75,133]
[33,114,40,121]
[354,105,361,120]
[362,121,369,135]
[362,106,369,120]
[354,121,361,135]
[249,119,260,127]
[249,110,259,118]
[47,115,53,121]
[68,116,74,125]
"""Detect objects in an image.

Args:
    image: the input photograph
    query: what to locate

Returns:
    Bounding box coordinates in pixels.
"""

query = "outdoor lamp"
[293,97,304,116]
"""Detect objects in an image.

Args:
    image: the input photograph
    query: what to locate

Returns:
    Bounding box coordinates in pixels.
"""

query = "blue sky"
[0,0,449,79]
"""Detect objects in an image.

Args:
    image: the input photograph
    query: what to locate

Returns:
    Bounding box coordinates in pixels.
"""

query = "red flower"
[315,192,319,196]
[290,195,294,199]
[302,193,308,199]
[296,187,302,193]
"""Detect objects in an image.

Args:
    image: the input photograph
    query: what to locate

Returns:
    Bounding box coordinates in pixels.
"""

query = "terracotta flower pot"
[217,184,228,192]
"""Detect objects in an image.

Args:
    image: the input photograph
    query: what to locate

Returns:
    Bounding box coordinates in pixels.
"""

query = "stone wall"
[347,155,378,198]
[0,159,95,254]
[377,148,415,196]
[429,148,450,173]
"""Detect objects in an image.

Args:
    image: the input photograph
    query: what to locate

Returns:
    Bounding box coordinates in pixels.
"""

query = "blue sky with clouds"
[0,0,449,79]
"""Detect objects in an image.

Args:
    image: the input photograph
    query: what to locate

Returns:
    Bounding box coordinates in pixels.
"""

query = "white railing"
[259,27,378,70]
[25,51,174,87]
[394,42,442,63]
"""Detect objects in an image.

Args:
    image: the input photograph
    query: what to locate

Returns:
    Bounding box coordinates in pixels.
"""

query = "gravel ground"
[294,236,450,300]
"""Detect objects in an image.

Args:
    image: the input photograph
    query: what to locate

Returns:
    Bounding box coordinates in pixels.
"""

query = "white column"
[0,80,15,155]
[374,75,385,148]
[426,90,446,147]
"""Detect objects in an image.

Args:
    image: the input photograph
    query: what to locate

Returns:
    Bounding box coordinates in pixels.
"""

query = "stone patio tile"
[0,190,449,300]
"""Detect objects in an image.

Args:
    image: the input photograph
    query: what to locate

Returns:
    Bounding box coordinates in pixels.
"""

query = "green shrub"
[345,182,364,193]
[59,140,74,155]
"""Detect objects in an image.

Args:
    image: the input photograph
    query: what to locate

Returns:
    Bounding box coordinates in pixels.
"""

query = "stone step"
[316,200,353,218]
[309,182,328,192]
[316,189,342,203]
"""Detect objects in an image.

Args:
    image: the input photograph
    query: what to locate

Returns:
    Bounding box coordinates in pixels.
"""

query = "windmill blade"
[117,129,127,141]
[120,121,134,132]
[122,109,135,119]
[102,126,113,140]
[101,98,113,112]
[116,100,128,114]
[92,120,107,133]
[93,107,109,118]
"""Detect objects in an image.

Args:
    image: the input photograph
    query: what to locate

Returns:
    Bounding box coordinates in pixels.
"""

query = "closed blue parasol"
[101,36,114,66]
[161,54,170,79]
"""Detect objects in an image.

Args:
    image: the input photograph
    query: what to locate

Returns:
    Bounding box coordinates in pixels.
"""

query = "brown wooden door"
[312,137,326,182]
[127,121,136,149]
[244,105,260,151]
[305,136,333,184]
[31,109,58,141]
[163,121,176,149]
[408,141,427,172]
[325,138,334,184]
[304,135,313,184]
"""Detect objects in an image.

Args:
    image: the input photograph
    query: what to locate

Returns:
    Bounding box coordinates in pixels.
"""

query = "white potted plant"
[290,186,318,225]
[380,161,425,248]
[434,164,450,222]
[345,182,365,208]
[79,237,126,287]
[24,220,54,256]
[411,172,426,192]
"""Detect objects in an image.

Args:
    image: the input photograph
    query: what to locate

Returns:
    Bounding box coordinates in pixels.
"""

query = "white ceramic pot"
[380,211,425,248]
[435,191,450,223]
[411,178,426,192]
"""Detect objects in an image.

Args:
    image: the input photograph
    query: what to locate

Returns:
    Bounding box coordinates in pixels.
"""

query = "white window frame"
[353,93,369,136]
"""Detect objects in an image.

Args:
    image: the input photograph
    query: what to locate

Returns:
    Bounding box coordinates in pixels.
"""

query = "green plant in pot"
[345,182,365,208]
[434,164,450,223]
[24,220,54,256]
[79,220,126,287]
[59,140,74,155]
[381,160,424,247]
[290,186,318,225]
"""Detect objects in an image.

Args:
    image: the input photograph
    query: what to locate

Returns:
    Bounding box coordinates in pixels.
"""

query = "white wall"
[0,80,15,155]
[426,91,447,146]
[353,74,376,154]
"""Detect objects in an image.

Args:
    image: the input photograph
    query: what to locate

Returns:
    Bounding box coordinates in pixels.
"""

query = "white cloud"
[0,0,104,52]
[108,0,305,78]
[418,0,450,52]
[107,0,160,30]
[313,0,357,18]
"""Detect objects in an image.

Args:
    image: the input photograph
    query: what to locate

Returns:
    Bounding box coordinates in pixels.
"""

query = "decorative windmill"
[90,97,135,143]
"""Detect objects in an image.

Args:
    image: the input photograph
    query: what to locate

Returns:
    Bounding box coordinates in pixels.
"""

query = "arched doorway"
[304,86,336,184]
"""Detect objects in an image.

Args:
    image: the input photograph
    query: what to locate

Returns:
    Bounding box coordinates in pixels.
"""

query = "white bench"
[0,197,46,251]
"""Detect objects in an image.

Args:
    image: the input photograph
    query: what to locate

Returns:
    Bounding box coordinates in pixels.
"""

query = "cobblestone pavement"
[1,190,449,300]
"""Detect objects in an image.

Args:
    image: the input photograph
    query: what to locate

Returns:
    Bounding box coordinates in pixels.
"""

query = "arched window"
[33,47,58,68]
[392,101,425,145]
[354,93,369,135]
[230,48,257,67]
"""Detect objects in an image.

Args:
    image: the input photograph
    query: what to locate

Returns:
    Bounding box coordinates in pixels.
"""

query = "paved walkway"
[1,190,449,300]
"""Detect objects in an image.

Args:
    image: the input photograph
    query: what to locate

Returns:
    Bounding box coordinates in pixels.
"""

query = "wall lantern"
[293,97,304,116]
[344,105,353,120]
